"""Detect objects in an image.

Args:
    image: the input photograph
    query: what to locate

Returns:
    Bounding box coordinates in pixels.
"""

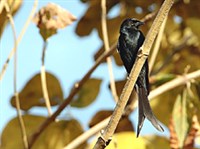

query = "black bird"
[117,18,164,137]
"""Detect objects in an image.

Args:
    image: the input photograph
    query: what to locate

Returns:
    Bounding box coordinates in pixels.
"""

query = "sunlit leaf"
[112,80,126,97]
[144,135,170,149]
[1,115,85,149]
[186,17,200,42]
[10,72,64,111]
[151,86,183,126]
[70,78,102,108]
[89,132,146,149]
[33,3,76,41]
[76,0,119,36]
[172,90,190,148]
[89,110,134,133]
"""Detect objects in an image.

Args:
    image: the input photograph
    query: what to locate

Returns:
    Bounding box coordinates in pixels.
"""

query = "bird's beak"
[136,21,144,27]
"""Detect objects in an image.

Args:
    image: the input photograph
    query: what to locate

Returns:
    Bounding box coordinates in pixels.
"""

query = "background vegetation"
[0,0,200,148]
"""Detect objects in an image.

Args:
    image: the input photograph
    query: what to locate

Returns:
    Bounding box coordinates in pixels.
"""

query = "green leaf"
[172,89,190,148]
[10,72,64,111]
[70,78,102,108]
[1,115,86,149]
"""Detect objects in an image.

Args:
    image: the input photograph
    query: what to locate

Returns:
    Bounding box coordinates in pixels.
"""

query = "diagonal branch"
[93,0,174,148]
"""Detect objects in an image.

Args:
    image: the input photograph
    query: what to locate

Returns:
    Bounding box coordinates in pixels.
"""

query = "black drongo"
[117,18,164,137]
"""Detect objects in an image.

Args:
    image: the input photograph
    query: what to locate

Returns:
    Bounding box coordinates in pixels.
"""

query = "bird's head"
[120,18,144,34]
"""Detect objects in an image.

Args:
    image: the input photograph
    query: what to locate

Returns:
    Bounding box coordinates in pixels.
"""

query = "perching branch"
[4,2,29,149]
[101,0,118,102]
[65,69,200,149]
[93,0,174,148]
[0,0,38,81]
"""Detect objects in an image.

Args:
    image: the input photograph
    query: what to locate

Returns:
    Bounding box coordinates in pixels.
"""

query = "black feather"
[117,18,164,137]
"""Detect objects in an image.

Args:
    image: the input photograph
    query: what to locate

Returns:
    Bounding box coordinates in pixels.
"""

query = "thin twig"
[64,69,200,149]
[101,0,118,102]
[28,43,117,148]
[40,41,52,116]
[4,2,29,149]
[93,0,174,148]
[0,0,38,81]
[149,17,167,73]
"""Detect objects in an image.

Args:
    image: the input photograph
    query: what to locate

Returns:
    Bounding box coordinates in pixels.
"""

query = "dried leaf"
[70,78,102,108]
[169,117,179,149]
[33,3,76,40]
[184,115,199,149]
[10,72,64,111]
[1,115,85,149]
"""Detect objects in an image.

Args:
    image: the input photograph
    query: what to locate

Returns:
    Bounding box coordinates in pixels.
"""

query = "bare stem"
[4,2,29,149]
[0,0,38,81]
[101,0,118,102]
[40,41,52,116]
[64,69,200,149]
[93,0,174,148]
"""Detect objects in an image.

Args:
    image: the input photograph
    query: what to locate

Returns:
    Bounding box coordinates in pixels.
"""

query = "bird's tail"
[137,87,164,137]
